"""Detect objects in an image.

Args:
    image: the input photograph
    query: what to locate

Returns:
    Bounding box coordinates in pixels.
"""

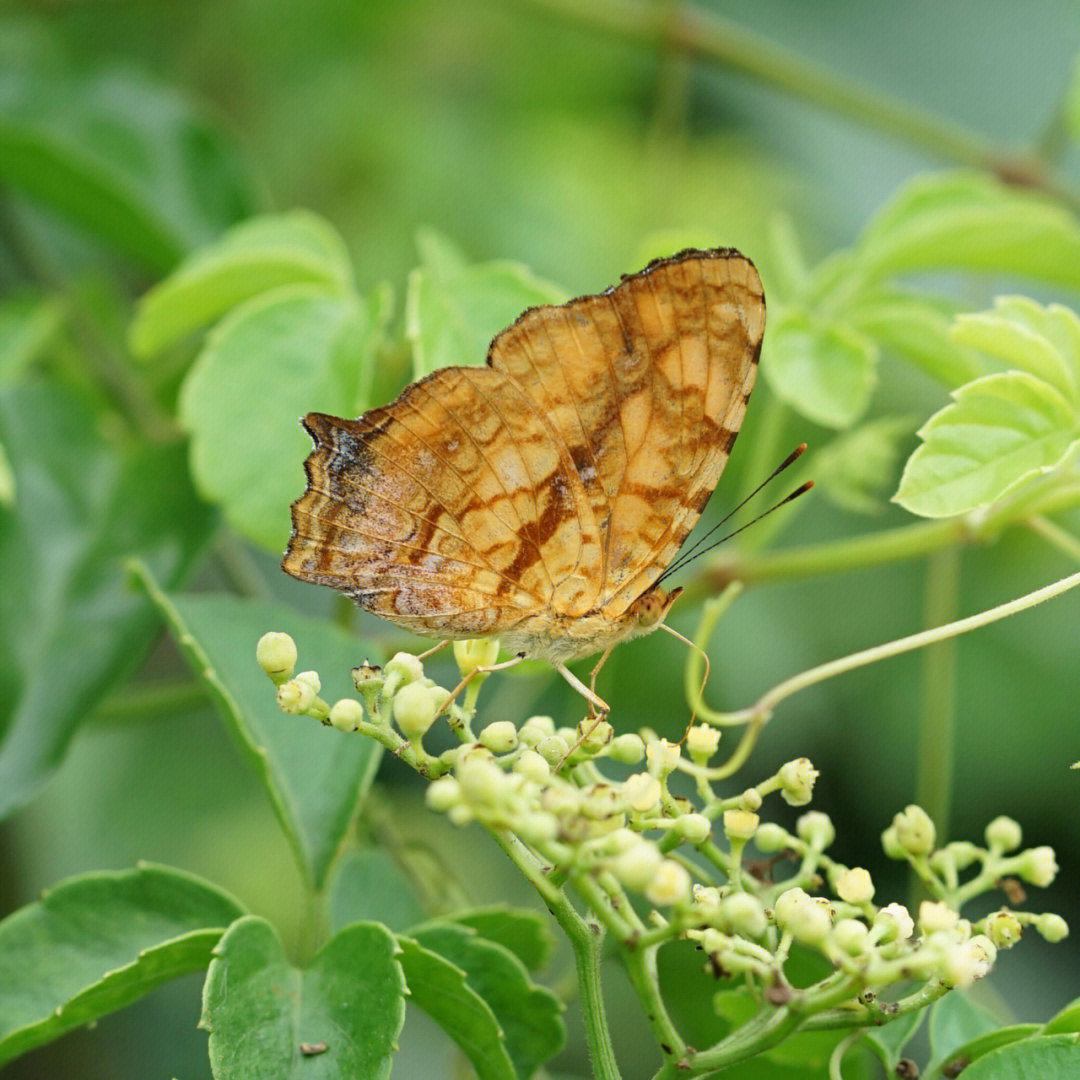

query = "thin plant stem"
[1028,514,1080,563]
[622,943,687,1064]
[915,547,960,846]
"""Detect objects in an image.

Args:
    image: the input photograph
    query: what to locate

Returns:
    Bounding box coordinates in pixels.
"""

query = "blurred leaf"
[857,171,1080,290]
[0,864,243,1066]
[951,297,1080,405]
[178,282,390,551]
[763,308,878,428]
[1066,53,1080,144]
[0,65,257,272]
[956,1033,1080,1079]
[406,232,567,379]
[397,936,517,1080]
[328,849,426,934]
[926,991,999,1073]
[0,382,214,818]
[923,1023,1041,1079]
[448,907,554,973]
[895,371,1079,517]
[0,442,11,508]
[1043,997,1080,1034]
[864,1007,924,1071]
[814,414,916,515]
[130,210,355,358]
[134,580,383,891]
[0,293,65,384]
[847,291,982,387]
[411,921,565,1080]
[202,916,405,1080]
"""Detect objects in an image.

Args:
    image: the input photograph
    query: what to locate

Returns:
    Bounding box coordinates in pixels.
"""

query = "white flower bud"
[778,758,818,806]
[774,888,831,945]
[448,803,474,826]
[723,809,758,841]
[577,718,613,753]
[644,859,691,907]
[892,805,936,856]
[719,892,767,938]
[985,910,1022,949]
[582,784,621,820]
[832,918,870,955]
[1035,914,1069,943]
[328,698,365,732]
[685,725,721,760]
[518,810,559,845]
[691,884,722,921]
[984,816,1022,852]
[880,825,905,860]
[609,733,645,764]
[835,867,874,905]
[537,734,570,766]
[456,753,505,806]
[256,632,297,680]
[676,813,712,844]
[453,637,501,676]
[610,838,665,892]
[519,715,556,745]
[740,788,762,812]
[479,720,518,754]
[796,811,835,850]
[514,749,550,783]
[945,840,981,870]
[918,900,958,933]
[623,773,662,813]
[386,651,424,685]
[277,675,318,714]
[425,776,461,812]
[393,681,442,740]
[1018,846,1058,887]
[941,935,996,988]
[874,903,914,943]
[753,823,790,853]
[646,739,681,777]
[540,781,580,817]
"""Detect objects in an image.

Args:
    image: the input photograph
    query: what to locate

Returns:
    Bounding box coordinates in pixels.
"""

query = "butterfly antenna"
[657,444,808,584]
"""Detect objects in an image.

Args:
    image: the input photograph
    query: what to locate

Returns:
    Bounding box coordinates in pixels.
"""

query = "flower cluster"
[257,632,1067,1026]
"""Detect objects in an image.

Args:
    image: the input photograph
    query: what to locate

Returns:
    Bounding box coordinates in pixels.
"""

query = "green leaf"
[763,308,878,428]
[397,936,517,1080]
[178,282,390,550]
[957,1033,1080,1079]
[924,1024,1041,1079]
[406,233,567,379]
[894,370,1080,517]
[0,66,257,272]
[0,864,243,1065]
[857,171,1080,290]
[864,1007,924,1071]
[329,849,426,934]
[130,210,355,358]
[0,382,214,818]
[0,293,65,385]
[448,907,554,973]
[202,917,405,1080]
[134,579,383,891]
[1042,997,1080,1035]
[927,991,999,1072]
[814,414,917,515]
[951,297,1080,406]
[847,291,982,387]
[412,922,565,1079]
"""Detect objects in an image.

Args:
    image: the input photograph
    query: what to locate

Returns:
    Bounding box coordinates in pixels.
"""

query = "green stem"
[622,942,686,1063]
[914,547,960,848]
[518,0,1080,210]
[1028,514,1080,563]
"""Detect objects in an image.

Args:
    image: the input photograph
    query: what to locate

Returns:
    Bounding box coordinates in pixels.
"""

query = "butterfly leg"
[438,652,527,718]
[554,662,610,715]
[416,639,450,660]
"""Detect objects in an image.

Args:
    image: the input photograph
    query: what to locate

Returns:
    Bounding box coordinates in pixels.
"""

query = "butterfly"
[283,248,765,709]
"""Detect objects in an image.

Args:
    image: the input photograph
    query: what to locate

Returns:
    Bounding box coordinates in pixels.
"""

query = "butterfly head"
[628,585,683,631]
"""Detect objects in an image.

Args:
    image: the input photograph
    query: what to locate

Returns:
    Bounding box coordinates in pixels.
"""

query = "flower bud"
[328,698,365,732]
[514,749,550,783]
[874,903,914,943]
[393,681,441,740]
[582,784,621,820]
[774,888,831,945]
[518,810,559,845]
[691,884,722,921]
[796,811,835,850]
[623,773,662,813]
[386,651,424,685]
[277,673,320,714]
[646,739,681,777]
[753,823,790,853]
[985,816,1022,852]
[686,725,721,761]
[740,788,763,812]
[577,717,613,752]
[985,910,1022,949]
[256,632,297,681]
[519,715,556,746]
[941,935,995,988]
[351,660,383,694]
[892,805,935,857]
[609,733,645,764]
[778,758,818,806]
[723,809,759,841]
[880,825,905,860]
[719,892,767,938]
[456,752,505,806]
[537,734,570,767]
[644,859,691,907]
[1035,914,1069,943]
[918,900,958,933]
[1018,846,1058,887]
[676,813,712,844]
[453,637,501,676]
[835,867,874,905]
[832,918,870,955]
[479,720,518,754]
[426,776,461,812]
[610,838,664,892]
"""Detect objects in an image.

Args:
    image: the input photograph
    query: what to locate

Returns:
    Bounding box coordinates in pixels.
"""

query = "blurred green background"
[2,1,1079,1077]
